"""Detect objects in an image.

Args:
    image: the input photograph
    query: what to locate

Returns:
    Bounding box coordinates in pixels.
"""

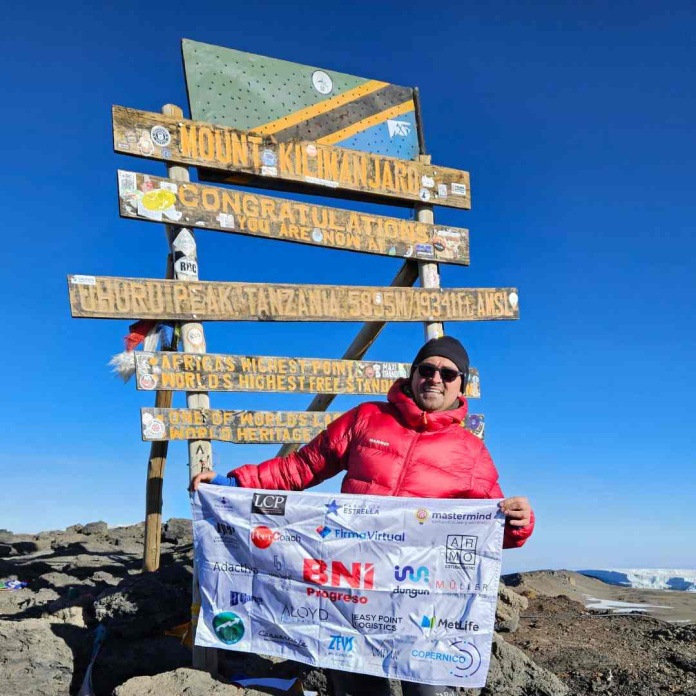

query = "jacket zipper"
[393,417,424,496]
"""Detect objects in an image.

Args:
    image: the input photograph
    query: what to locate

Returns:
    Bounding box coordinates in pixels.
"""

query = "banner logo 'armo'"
[303,559,375,589]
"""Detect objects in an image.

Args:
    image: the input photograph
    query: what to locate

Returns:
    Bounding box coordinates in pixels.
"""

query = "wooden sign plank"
[135,352,482,399]
[141,408,485,444]
[182,39,421,161]
[142,408,341,444]
[118,171,470,265]
[68,276,520,322]
[112,106,472,209]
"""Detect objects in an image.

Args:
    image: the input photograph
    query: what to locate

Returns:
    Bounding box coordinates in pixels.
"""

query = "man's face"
[410,355,463,412]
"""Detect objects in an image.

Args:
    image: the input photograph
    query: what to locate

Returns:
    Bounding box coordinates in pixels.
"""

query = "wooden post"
[416,155,444,341]
[143,255,175,573]
[275,259,418,457]
[161,104,217,674]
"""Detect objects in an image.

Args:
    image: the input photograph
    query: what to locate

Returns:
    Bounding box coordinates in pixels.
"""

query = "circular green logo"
[212,612,245,645]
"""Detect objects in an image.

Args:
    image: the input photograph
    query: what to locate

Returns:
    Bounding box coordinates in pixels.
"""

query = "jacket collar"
[388,379,468,431]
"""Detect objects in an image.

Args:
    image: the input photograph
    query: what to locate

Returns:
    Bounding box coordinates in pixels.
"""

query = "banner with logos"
[192,486,504,687]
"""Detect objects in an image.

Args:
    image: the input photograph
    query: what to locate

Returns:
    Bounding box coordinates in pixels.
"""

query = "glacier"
[579,568,696,592]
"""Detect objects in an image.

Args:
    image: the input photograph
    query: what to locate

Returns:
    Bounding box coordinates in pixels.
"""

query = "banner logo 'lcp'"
[251,493,287,515]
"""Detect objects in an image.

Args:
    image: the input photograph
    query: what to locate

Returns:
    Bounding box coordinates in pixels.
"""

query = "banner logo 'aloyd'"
[303,559,375,589]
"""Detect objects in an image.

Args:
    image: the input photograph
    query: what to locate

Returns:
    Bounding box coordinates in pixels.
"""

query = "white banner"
[192,487,504,687]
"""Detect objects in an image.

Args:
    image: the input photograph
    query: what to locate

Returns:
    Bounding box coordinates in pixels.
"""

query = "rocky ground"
[0,522,693,695]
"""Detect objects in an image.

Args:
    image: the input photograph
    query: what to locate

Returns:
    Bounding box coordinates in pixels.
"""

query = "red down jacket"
[232,379,534,549]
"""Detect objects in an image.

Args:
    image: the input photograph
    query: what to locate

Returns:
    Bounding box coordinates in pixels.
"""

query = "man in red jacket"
[192,336,534,695]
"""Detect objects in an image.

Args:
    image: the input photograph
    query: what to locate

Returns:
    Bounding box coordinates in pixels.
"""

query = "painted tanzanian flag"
[182,39,420,161]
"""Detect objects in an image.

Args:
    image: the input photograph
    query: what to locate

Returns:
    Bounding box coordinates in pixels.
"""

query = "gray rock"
[13,538,52,554]
[65,524,85,534]
[162,518,193,546]
[112,667,241,695]
[496,585,529,633]
[39,571,92,589]
[94,565,191,637]
[92,570,121,586]
[477,633,569,696]
[107,524,145,551]
[0,618,74,695]
[83,521,109,536]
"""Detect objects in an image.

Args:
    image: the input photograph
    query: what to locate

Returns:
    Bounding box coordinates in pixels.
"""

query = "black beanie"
[410,336,470,388]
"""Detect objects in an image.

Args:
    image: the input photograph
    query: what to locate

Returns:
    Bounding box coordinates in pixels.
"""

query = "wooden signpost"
[68,40,521,675]
[141,408,485,444]
[135,351,482,399]
[118,171,470,265]
[68,276,519,322]
[112,106,472,209]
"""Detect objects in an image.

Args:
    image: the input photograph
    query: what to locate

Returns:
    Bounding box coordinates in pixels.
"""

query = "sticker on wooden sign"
[118,171,137,195]
[311,70,333,94]
[187,327,204,345]
[508,292,519,307]
[144,417,166,439]
[137,131,155,156]
[261,166,278,177]
[261,150,277,167]
[415,243,434,258]
[139,373,157,390]
[150,125,171,147]
[419,188,431,201]
[216,213,235,228]
[305,176,339,189]
[71,275,96,286]
[421,175,434,188]
[172,229,196,255]
[451,182,467,196]
[387,120,411,138]
[437,184,447,198]
[175,257,198,279]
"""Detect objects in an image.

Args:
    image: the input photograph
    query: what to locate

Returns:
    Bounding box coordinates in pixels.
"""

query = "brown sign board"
[135,352,482,399]
[118,171,470,265]
[113,106,471,209]
[68,276,520,323]
[141,408,485,444]
[142,408,341,444]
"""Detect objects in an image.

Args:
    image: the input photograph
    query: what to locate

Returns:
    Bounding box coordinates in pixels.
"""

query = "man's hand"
[498,496,532,527]
[189,470,216,492]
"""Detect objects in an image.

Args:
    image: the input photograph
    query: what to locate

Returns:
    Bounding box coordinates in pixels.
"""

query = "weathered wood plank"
[118,171,470,265]
[142,408,341,444]
[67,276,520,322]
[135,352,482,399]
[112,106,472,209]
[141,408,485,443]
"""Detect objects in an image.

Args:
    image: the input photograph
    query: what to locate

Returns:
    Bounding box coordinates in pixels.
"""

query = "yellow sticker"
[141,189,176,211]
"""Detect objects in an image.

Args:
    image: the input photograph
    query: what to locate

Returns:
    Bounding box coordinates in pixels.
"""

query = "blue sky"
[3,1,695,573]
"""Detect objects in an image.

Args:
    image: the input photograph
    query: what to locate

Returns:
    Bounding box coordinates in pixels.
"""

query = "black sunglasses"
[416,363,463,383]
